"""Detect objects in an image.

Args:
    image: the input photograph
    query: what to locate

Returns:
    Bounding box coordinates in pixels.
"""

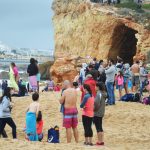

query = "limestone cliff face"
[52,0,150,63]
[51,0,150,82]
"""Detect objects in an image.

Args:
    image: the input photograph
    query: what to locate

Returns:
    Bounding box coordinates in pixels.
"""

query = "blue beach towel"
[26,112,38,141]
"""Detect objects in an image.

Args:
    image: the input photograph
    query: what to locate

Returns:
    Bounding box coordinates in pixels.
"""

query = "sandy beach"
[0,91,150,150]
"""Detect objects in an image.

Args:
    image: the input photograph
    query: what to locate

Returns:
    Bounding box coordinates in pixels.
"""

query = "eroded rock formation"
[51,0,150,82]
[50,56,91,83]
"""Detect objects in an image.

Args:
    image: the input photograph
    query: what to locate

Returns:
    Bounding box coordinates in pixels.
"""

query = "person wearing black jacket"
[27,58,39,92]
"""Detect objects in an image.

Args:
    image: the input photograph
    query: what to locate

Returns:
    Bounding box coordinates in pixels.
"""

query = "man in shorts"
[131,61,140,92]
[59,80,79,143]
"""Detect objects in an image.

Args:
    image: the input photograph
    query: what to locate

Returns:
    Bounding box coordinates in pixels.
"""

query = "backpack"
[47,126,59,143]
[132,93,141,102]
[121,93,134,102]
[142,96,150,105]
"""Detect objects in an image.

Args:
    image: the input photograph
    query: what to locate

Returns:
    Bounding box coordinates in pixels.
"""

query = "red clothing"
[81,77,96,101]
[82,96,94,117]
[36,120,43,134]
[13,66,19,77]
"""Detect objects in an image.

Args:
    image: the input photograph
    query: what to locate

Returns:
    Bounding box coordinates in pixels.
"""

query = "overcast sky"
[0,0,54,50]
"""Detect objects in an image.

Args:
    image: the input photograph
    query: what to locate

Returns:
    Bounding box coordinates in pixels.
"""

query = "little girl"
[26,92,40,141]
[36,111,44,141]
[116,71,124,100]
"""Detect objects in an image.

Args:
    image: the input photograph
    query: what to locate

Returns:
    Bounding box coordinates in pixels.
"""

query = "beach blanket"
[26,112,38,141]
[9,66,19,91]
[29,75,37,91]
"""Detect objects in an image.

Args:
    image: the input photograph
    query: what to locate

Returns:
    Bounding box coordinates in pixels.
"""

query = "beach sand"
[0,91,150,150]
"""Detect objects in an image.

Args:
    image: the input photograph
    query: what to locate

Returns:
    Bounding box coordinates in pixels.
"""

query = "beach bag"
[121,93,134,102]
[47,126,59,143]
[143,96,150,105]
[132,93,141,102]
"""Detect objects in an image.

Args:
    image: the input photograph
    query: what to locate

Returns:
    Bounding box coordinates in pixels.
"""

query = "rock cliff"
[51,0,150,82]
[52,0,150,62]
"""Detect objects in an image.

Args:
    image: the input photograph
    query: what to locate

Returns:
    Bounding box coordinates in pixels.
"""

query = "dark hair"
[35,60,38,64]
[88,64,94,69]
[73,82,78,87]
[0,87,12,103]
[109,59,115,64]
[96,82,106,92]
[11,62,16,67]
[118,71,123,77]
[93,58,97,61]
[37,111,42,122]
[99,60,103,65]
[30,58,35,64]
[32,92,39,101]
[83,84,92,96]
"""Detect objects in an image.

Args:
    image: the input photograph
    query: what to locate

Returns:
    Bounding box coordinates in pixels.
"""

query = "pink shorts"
[63,108,78,128]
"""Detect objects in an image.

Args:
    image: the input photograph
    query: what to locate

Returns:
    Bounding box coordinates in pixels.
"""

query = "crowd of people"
[0,56,150,146]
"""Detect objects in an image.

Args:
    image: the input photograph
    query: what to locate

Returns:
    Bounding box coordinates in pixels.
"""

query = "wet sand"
[0,91,150,150]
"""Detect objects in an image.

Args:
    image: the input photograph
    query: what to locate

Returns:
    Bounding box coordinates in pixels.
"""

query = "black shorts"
[93,116,103,132]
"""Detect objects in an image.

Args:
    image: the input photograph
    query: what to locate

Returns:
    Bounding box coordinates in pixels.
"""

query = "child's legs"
[119,87,122,99]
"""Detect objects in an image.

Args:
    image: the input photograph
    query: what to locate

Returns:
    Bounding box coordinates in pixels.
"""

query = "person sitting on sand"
[59,80,79,143]
[0,87,17,139]
[94,82,107,146]
[42,78,55,92]
[26,92,40,141]
[36,111,43,141]
[80,84,94,146]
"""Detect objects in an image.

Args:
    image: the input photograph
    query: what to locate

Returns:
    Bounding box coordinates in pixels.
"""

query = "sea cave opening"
[108,24,138,65]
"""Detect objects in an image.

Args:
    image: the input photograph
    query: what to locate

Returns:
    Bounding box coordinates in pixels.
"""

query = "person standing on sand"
[80,84,94,146]
[27,58,39,92]
[94,82,107,146]
[26,92,40,141]
[59,80,79,143]
[35,60,41,93]
[11,62,19,83]
[0,87,17,139]
[131,61,140,92]
[105,59,116,105]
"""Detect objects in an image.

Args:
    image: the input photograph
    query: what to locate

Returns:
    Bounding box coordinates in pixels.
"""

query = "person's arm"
[2,97,10,112]
[140,68,148,77]
[27,65,30,74]
[80,94,90,108]
[36,103,40,115]
[59,92,65,104]
[26,106,29,113]
[94,94,100,106]
[105,67,113,74]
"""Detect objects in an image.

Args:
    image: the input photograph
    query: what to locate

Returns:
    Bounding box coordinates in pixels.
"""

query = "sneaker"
[96,142,104,146]
[88,143,94,146]
[84,142,88,145]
